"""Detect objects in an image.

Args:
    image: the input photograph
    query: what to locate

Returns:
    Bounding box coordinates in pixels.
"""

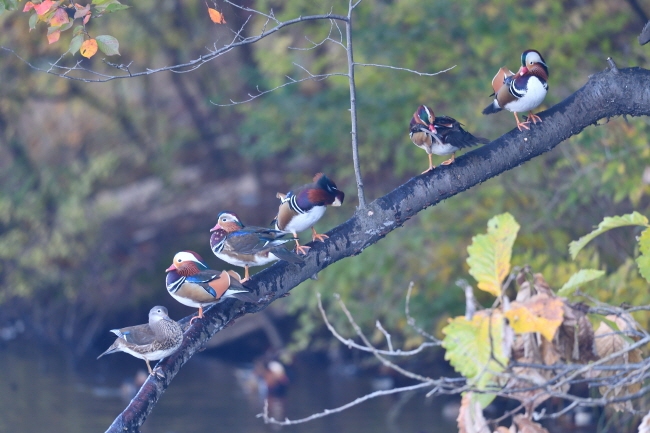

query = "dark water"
[0,340,459,433]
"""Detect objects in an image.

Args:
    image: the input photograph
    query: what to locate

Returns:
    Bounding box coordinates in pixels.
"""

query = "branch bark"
[106,66,650,432]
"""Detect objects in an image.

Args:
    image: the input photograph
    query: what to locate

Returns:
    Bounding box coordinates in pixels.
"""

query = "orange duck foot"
[190,307,204,325]
[311,227,328,243]
[440,153,456,166]
[527,112,543,124]
[514,112,530,131]
[295,242,311,255]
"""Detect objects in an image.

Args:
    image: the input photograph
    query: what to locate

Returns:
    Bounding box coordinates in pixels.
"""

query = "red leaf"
[47,30,61,44]
[83,12,90,25]
[49,8,69,27]
[23,1,35,12]
[34,0,54,16]
[208,7,226,24]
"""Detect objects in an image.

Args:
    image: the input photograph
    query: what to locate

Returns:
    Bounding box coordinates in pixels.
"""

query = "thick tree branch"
[106,66,650,432]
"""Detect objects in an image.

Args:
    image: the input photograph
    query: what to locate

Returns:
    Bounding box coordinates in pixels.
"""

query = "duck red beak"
[428,124,437,134]
[165,264,175,272]
[516,66,528,76]
[209,223,221,233]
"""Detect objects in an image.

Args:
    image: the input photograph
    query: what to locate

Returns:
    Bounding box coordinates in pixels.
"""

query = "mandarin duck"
[210,211,303,281]
[165,251,256,322]
[482,49,549,131]
[97,306,183,377]
[272,173,344,255]
[409,105,489,173]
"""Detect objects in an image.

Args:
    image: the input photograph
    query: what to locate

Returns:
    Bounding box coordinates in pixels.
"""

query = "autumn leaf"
[33,0,54,15]
[73,3,90,19]
[80,38,98,58]
[208,7,226,23]
[47,29,60,44]
[49,8,69,27]
[467,213,520,297]
[23,1,35,12]
[442,310,509,407]
[593,317,642,412]
[457,393,490,433]
[569,212,649,259]
[504,294,564,342]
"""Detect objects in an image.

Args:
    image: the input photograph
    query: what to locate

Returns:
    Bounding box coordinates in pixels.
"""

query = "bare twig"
[405,282,439,342]
[354,62,455,76]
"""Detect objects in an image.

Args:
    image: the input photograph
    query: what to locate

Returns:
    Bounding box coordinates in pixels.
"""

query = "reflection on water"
[0,340,458,433]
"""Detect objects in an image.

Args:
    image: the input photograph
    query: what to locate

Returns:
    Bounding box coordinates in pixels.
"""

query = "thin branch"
[345,10,366,208]
[375,320,394,352]
[1,13,349,82]
[316,293,437,356]
[405,282,439,342]
[354,62,456,76]
[259,381,433,426]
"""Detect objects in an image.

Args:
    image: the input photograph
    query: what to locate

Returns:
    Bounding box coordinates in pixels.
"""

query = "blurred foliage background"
[1,0,650,356]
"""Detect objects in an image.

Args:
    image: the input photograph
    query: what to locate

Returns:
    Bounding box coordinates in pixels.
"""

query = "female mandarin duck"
[482,49,549,131]
[97,306,183,377]
[210,211,303,281]
[273,173,344,255]
[409,104,489,173]
[165,251,255,322]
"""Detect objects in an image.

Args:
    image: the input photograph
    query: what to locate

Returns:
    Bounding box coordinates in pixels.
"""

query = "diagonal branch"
[1,13,349,83]
[105,66,650,433]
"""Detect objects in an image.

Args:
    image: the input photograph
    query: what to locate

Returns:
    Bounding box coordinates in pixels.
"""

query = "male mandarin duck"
[409,104,489,173]
[210,211,303,281]
[482,49,549,131]
[165,251,256,322]
[272,173,344,255]
[97,306,183,377]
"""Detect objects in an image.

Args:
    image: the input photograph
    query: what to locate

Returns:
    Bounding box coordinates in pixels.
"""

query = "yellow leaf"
[504,295,564,341]
[467,213,520,297]
[208,7,226,24]
[80,39,98,59]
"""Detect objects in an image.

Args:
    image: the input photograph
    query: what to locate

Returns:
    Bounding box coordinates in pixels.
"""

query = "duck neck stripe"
[289,194,306,214]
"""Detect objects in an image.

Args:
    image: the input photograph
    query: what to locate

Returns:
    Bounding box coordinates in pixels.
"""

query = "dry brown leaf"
[502,359,569,414]
[539,336,561,366]
[458,393,490,433]
[512,415,550,433]
[555,303,596,363]
[592,318,642,412]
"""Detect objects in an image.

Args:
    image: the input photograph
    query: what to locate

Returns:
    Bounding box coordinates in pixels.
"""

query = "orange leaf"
[23,1,35,12]
[47,30,61,44]
[49,8,69,27]
[208,7,226,24]
[34,0,54,16]
[80,39,98,58]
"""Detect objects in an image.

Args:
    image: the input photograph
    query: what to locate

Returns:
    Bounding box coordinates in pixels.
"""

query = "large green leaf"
[95,35,120,56]
[569,212,649,259]
[442,311,508,408]
[467,213,520,297]
[558,269,606,297]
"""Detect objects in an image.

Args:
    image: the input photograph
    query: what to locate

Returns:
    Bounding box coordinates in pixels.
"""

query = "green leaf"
[558,269,606,296]
[95,35,120,56]
[0,3,6,15]
[569,212,649,260]
[466,213,520,297]
[104,3,130,13]
[28,12,38,30]
[442,311,508,407]
[68,34,84,55]
[72,25,85,37]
